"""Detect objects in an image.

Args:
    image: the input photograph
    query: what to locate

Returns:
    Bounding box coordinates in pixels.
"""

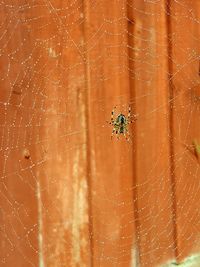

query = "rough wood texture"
[84,1,136,266]
[129,1,175,266]
[1,1,200,267]
[170,0,200,263]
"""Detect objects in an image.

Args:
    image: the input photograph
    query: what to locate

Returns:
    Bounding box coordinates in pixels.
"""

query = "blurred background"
[1,0,200,266]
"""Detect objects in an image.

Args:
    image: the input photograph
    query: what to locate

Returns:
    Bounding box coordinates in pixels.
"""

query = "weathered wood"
[170,0,200,264]
[0,3,39,267]
[35,1,92,266]
[0,1,92,267]
[1,1,200,267]
[129,1,176,266]
[83,1,136,266]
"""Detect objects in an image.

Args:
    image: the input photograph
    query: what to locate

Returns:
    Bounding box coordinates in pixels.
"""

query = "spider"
[107,106,137,140]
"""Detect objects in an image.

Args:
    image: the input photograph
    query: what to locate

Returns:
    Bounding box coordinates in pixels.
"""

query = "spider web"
[0,0,200,267]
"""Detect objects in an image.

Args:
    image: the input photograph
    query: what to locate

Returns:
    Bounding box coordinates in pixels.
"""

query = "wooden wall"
[0,1,200,266]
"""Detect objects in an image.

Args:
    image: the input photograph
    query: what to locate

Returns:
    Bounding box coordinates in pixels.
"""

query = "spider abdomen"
[120,127,124,133]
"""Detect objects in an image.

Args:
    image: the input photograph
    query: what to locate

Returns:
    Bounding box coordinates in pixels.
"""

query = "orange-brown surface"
[1,1,200,267]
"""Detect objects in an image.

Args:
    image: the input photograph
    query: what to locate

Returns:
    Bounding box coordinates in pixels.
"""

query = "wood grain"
[129,1,175,266]
[170,0,200,263]
[1,1,200,267]
[83,1,136,266]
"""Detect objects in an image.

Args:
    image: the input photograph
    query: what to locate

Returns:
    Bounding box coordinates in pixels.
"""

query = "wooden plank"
[0,1,92,267]
[170,0,200,264]
[129,1,176,266]
[0,3,39,267]
[33,1,92,266]
[83,1,137,266]
[3,1,200,267]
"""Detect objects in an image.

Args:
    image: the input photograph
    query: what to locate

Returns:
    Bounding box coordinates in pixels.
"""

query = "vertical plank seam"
[82,1,94,266]
[166,0,179,262]
[126,2,140,266]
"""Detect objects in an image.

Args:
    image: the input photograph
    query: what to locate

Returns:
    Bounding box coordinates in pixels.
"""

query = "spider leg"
[126,132,131,141]
[111,106,116,124]
[128,106,131,120]
[106,120,113,125]
[116,131,120,140]
[124,132,128,140]
[124,128,132,143]
[123,128,128,140]
[107,106,117,126]
[127,106,132,124]
[127,106,137,124]
[111,128,115,139]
